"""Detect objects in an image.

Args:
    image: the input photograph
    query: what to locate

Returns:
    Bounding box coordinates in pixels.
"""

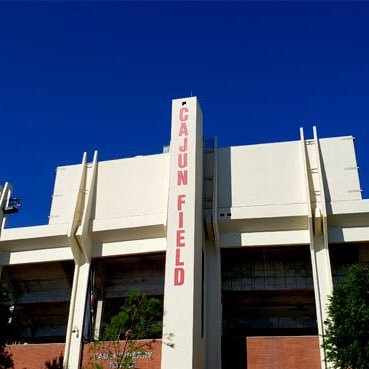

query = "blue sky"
[1,2,369,227]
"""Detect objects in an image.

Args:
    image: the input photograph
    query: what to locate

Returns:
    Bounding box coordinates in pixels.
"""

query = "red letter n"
[177,170,188,185]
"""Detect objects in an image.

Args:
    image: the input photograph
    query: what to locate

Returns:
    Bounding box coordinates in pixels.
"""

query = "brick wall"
[8,343,65,369]
[247,336,321,369]
[8,340,161,369]
[82,339,162,369]
[8,336,319,369]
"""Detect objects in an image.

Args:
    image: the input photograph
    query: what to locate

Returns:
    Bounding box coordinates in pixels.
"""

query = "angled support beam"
[312,126,333,369]
[0,182,13,232]
[0,183,13,280]
[300,127,333,369]
[76,150,98,261]
[64,152,98,369]
[67,152,88,264]
[63,152,88,369]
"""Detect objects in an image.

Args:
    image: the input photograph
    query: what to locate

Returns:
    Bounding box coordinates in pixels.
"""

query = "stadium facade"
[1,97,369,369]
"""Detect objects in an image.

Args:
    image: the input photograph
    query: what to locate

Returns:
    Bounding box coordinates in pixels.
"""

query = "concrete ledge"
[220,230,310,247]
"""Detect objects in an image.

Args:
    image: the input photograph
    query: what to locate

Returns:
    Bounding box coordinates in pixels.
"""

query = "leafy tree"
[323,264,369,369]
[85,290,162,369]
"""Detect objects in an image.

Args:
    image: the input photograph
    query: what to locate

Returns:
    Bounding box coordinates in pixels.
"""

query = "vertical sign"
[161,97,203,369]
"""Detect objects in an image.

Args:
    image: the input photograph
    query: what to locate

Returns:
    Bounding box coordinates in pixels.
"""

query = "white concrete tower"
[161,97,204,369]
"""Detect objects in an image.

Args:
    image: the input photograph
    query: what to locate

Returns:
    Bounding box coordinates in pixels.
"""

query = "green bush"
[323,264,369,369]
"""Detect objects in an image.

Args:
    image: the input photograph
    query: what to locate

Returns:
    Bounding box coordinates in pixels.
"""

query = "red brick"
[247,336,321,369]
[8,343,65,369]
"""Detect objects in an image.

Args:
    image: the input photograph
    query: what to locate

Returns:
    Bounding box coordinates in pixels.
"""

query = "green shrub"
[323,264,369,369]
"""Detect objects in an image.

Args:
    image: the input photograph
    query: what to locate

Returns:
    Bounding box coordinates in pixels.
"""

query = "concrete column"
[63,152,98,368]
[67,259,91,369]
[94,299,104,340]
[310,229,333,369]
[204,240,222,369]
[161,97,203,369]
[300,127,333,369]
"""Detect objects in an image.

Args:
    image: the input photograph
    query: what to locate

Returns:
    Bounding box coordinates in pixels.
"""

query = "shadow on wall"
[44,354,64,369]
[217,147,232,209]
[8,343,65,369]
[21,354,64,369]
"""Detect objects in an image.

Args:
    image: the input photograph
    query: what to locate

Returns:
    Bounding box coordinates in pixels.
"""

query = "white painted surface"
[305,128,333,369]
[220,229,310,247]
[93,154,169,221]
[161,97,203,369]
[1,247,73,265]
[93,237,166,257]
[319,137,361,201]
[218,141,306,209]
[66,260,90,369]
[92,213,166,231]
[49,164,85,225]
[329,226,369,243]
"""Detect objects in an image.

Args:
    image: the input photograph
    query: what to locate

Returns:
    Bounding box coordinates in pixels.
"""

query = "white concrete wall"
[49,164,86,224]
[319,137,361,201]
[48,137,360,229]
[49,154,169,228]
[218,141,306,209]
[93,154,169,221]
[217,137,361,211]
[3,134,366,264]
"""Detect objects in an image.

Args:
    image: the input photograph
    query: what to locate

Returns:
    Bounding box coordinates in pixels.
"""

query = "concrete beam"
[301,127,333,369]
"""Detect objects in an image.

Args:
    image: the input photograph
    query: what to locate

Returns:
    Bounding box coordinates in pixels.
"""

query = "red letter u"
[178,153,187,168]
